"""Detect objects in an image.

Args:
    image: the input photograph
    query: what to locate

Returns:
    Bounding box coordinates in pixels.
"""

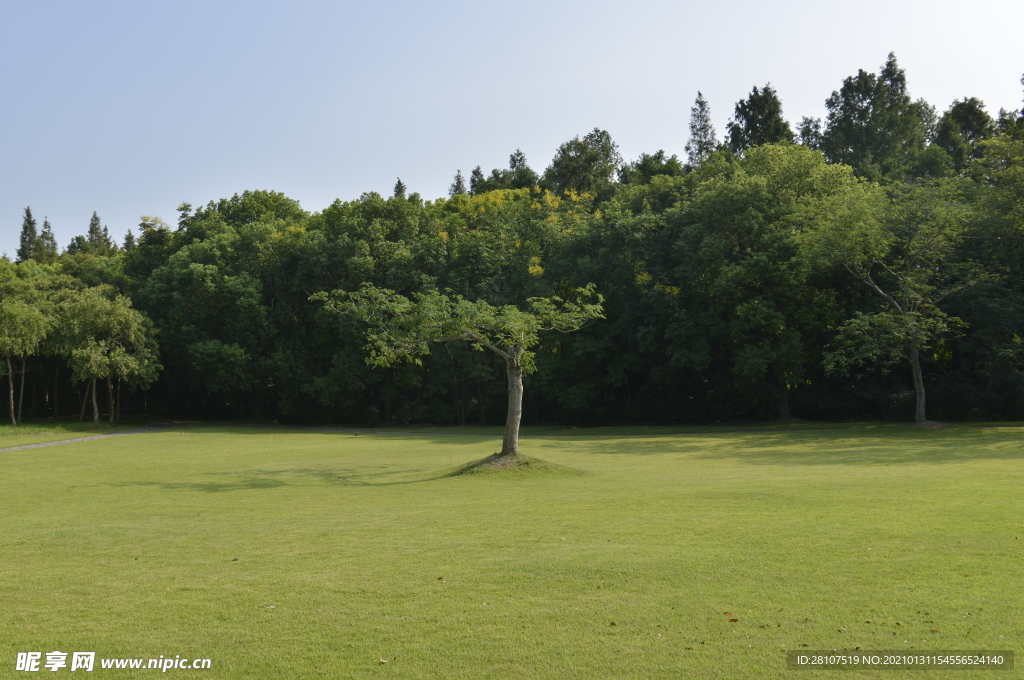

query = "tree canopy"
[312,284,603,455]
[7,59,1024,429]
[726,84,794,154]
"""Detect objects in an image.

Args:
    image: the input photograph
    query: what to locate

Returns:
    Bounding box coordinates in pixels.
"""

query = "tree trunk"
[79,384,88,421]
[107,376,114,424]
[500,351,524,457]
[909,345,927,424]
[382,369,393,421]
[6,354,16,426]
[776,379,794,421]
[458,376,466,427]
[30,358,37,418]
[478,383,487,425]
[18,356,26,424]
[91,378,100,426]
[116,378,121,422]
[54,364,59,420]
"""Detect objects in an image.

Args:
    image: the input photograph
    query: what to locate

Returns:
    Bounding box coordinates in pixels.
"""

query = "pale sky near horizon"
[2,0,1022,257]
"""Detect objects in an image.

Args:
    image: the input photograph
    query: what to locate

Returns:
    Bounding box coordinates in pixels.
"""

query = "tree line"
[11,53,1024,426]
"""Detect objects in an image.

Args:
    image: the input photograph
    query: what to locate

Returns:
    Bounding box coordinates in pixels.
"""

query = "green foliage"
[726,84,794,154]
[36,218,58,264]
[58,252,129,292]
[617,150,684,185]
[685,91,717,168]
[798,180,978,421]
[17,207,37,263]
[820,53,928,181]
[541,129,621,201]
[449,169,467,197]
[972,133,1024,230]
[934,97,995,173]
[183,190,306,230]
[994,74,1024,137]
[797,116,823,149]
[0,292,48,363]
[825,310,963,377]
[656,145,858,413]
[15,65,1024,426]
[67,211,118,256]
[0,262,52,354]
[469,166,486,194]
[312,283,603,374]
[124,216,175,289]
[55,287,161,388]
[473,150,540,194]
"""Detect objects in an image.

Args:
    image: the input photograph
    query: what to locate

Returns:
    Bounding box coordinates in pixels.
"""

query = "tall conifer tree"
[798,117,823,148]
[36,218,58,264]
[934,98,995,172]
[820,53,927,180]
[507,149,539,189]
[685,92,718,168]
[726,84,794,154]
[449,170,467,197]
[17,207,37,263]
[469,166,485,195]
[86,211,103,245]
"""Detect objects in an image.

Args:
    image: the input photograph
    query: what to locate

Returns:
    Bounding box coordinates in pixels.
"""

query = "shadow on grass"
[107,464,484,492]
[105,454,582,493]
[567,427,1024,466]
[235,466,446,486]
[158,422,894,438]
[159,426,497,449]
[106,472,412,491]
[110,477,289,493]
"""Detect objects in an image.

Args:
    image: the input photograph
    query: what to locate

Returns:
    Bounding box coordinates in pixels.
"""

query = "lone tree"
[312,284,603,457]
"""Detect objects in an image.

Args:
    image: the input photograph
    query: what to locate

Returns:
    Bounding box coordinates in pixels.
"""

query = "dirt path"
[0,426,171,453]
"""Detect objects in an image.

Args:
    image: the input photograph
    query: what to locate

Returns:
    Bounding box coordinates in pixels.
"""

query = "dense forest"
[8,54,1024,426]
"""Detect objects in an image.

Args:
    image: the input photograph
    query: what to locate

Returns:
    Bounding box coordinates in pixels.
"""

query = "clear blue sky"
[2,0,1022,255]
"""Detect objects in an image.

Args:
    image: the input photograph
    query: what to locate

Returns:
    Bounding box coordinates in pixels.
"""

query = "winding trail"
[0,426,172,452]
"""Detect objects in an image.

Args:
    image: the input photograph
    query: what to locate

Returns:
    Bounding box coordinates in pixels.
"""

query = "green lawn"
[2,425,1022,678]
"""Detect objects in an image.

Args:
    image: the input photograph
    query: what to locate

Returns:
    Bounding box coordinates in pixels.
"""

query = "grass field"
[2,424,1023,678]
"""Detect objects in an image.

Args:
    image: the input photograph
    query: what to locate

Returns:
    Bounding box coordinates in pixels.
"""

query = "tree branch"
[853,266,904,313]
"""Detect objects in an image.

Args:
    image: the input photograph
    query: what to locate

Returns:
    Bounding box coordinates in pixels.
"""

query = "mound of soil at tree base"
[444,453,581,477]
